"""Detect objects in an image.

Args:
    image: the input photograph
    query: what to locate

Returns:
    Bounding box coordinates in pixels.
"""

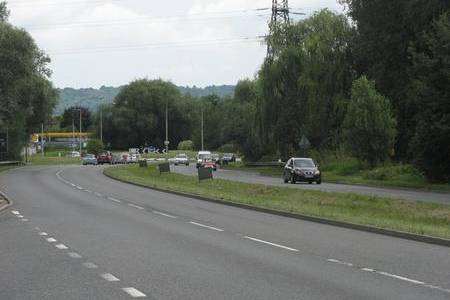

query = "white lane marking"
[46,238,57,243]
[122,287,146,298]
[70,183,76,187]
[189,221,224,232]
[128,204,144,210]
[76,186,84,190]
[11,211,20,215]
[327,258,353,267]
[101,273,120,282]
[244,236,299,252]
[153,211,177,219]
[68,252,82,258]
[39,232,48,236]
[21,219,29,222]
[83,262,98,269]
[361,268,375,272]
[17,215,23,218]
[95,192,103,197]
[55,244,69,250]
[377,271,425,285]
[108,197,122,203]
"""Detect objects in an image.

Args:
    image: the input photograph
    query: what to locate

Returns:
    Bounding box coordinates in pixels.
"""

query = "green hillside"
[55,85,235,115]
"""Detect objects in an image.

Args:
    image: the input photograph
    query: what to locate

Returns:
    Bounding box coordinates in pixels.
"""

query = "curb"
[0,189,12,213]
[103,169,450,248]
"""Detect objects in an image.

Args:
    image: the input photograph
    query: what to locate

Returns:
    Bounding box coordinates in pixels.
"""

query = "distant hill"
[54,85,235,115]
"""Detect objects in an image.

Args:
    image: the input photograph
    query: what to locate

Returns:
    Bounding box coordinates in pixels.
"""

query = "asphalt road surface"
[0,165,449,299]
[173,164,450,204]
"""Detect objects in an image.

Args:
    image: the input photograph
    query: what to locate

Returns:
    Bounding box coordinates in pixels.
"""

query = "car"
[111,154,124,165]
[129,154,139,163]
[283,158,321,184]
[96,152,112,165]
[174,153,189,166]
[82,154,98,165]
[196,151,212,168]
[69,151,81,158]
[211,153,220,163]
[221,153,236,164]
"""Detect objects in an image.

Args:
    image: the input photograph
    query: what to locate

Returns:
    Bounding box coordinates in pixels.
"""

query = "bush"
[177,140,194,151]
[86,139,104,156]
[362,164,424,182]
[343,76,397,167]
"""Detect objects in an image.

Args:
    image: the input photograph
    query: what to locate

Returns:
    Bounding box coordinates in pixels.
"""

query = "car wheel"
[316,179,322,185]
[308,181,313,184]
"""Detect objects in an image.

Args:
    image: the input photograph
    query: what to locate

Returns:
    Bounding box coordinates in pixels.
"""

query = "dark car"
[96,152,112,165]
[283,158,321,184]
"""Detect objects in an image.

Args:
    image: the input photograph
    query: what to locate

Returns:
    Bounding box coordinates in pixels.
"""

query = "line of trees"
[0,2,58,159]
[97,5,449,182]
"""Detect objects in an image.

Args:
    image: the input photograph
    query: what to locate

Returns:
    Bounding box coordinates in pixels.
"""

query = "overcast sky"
[8,0,344,88]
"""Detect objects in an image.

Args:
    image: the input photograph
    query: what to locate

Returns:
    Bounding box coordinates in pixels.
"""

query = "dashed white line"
[153,211,177,219]
[82,262,98,269]
[327,258,353,267]
[68,252,82,258]
[244,236,299,252]
[101,273,120,282]
[55,244,69,250]
[108,197,122,203]
[128,204,144,210]
[39,232,48,236]
[189,221,224,232]
[70,183,76,187]
[11,211,20,215]
[46,238,57,243]
[17,215,23,218]
[122,287,146,298]
[85,190,92,193]
[76,186,84,190]
[21,218,29,222]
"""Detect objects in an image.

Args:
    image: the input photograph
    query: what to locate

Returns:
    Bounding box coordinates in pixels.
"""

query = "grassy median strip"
[105,165,450,239]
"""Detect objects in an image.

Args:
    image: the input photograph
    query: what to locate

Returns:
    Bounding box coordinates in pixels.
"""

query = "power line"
[46,36,266,55]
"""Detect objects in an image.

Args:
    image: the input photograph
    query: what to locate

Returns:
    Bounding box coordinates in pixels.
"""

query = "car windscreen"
[294,159,315,168]
[198,154,211,160]
[177,154,187,158]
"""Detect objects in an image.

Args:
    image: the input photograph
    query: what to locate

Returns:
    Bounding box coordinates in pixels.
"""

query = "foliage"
[86,139,104,156]
[177,140,194,151]
[0,3,57,160]
[343,77,396,166]
[409,12,450,181]
[60,106,92,131]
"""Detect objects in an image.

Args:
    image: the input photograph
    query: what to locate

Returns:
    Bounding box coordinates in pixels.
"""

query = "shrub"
[177,140,194,151]
[343,76,397,167]
[86,139,104,156]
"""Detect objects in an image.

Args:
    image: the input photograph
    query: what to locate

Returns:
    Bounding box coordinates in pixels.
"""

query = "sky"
[7,0,344,88]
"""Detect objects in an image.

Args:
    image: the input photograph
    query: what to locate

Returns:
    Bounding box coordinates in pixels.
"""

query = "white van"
[196,151,212,168]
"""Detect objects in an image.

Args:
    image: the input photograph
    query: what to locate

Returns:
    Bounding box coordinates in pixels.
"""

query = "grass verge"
[105,165,450,239]
[28,152,81,165]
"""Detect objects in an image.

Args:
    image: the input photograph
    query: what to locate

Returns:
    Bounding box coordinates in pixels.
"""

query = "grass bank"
[105,165,450,239]
[28,151,81,165]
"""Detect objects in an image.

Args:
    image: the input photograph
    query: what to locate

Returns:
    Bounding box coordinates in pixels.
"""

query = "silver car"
[82,154,98,166]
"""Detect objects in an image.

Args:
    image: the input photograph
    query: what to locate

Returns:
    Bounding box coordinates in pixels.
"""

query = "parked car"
[111,154,124,165]
[97,152,112,165]
[174,153,189,166]
[221,153,236,164]
[129,154,139,163]
[283,158,321,184]
[82,154,98,165]
[211,153,220,163]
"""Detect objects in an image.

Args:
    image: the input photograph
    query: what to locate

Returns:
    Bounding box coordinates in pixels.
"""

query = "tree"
[60,106,92,131]
[409,12,450,181]
[86,139,104,156]
[343,77,396,166]
[178,140,194,151]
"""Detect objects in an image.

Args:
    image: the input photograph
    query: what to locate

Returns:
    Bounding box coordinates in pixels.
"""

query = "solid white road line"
[68,252,82,258]
[153,211,177,219]
[39,232,48,236]
[244,236,299,252]
[82,262,98,269]
[128,204,144,210]
[101,273,120,282]
[108,197,122,203]
[11,211,19,215]
[122,287,146,298]
[189,221,224,232]
[46,238,57,243]
[55,244,69,250]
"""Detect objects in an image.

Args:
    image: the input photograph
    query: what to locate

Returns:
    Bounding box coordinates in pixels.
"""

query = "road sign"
[198,167,213,181]
[298,135,311,149]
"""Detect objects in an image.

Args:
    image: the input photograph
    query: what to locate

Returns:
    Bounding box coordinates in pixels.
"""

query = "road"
[173,164,450,204]
[0,165,449,299]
